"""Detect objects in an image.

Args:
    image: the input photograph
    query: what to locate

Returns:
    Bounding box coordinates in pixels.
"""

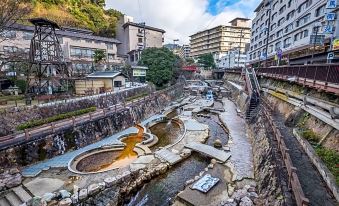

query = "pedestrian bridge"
[185,142,231,162]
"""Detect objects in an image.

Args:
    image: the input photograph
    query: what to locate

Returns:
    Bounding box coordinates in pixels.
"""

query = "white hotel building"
[248,0,339,66]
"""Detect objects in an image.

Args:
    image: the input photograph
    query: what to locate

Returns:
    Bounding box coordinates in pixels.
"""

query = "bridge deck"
[185,142,231,162]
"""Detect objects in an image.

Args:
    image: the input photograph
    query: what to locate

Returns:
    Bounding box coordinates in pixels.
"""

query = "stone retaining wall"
[0,84,184,169]
[0,85,154,136]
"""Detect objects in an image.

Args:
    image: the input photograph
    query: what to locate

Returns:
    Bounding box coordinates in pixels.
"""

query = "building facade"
[189,18,251,57]
[216,50,247,69]
[164,43,188,59]
[249,0,339,66]
[0,24,122,76]
[116,15,165,65]
[183,44,191,58]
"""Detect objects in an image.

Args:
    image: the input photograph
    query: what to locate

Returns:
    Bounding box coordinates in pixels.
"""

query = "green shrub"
[125,92,148,102]
[315,146,339,185]
[301,129,319,143]
[17,107,96,130]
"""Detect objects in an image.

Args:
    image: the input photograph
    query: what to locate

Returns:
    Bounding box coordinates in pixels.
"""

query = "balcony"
[137,32,144,37]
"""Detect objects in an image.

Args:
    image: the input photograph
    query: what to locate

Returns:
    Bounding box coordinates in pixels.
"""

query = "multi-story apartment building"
[216,50,247,69]
[249,0,339,66]
[189,18,251,57]
[183,44,191,58]
[116,15,165,65]
[0,23,122,75]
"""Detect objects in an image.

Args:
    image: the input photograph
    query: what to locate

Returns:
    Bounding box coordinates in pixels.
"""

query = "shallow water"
[126,154,209,206]
[149,121,182,151]
[76,125,144,172]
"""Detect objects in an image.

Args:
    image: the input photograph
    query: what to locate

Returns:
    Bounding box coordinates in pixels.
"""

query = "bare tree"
[0,0,31,33]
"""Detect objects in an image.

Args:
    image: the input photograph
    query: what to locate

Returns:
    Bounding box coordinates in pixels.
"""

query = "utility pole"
[311,27,318,64]
[237,29,243,68]
[138,22,146,50]
[264,4,272,68]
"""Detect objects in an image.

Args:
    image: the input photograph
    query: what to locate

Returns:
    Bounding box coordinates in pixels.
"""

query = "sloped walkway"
[185,142,231,162]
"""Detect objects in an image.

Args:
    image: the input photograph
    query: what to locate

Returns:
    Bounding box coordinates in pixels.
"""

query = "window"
[272,12,277,21]
[286,10,295,20]
[303,30,309,38]
[0,30,16,39]
[296,13,310,27]
[283,37,291,48]
[277,29,283,37]
[275,41,281,50]
[285,23,293,33]
[107,43,113,50]
[269,45,274,53]
[70,47,100,58]
[279,5,286,14]
[138,38,143,43]
[269,34,275,40]
[271,23,277,30]
[259,41,262,46]
[294,33,300,41]
[273,2,278,10]
[108,53,115,60]
[315,4,325,17]
[288,0,292,8]
[297,0,312,13]
[278,17,285,26]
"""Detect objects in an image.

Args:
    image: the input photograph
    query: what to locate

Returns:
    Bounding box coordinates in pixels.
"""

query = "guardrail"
[0,83,183,150]
[256,65,339,94]
[262,99,309,206]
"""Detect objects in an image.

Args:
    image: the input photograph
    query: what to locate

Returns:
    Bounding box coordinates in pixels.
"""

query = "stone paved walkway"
[219,98,254,180]
[185,142,231,162]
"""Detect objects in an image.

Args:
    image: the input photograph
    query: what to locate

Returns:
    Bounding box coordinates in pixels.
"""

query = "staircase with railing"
[245,68,261,122]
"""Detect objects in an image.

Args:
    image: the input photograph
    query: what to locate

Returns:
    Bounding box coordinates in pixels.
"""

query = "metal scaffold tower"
[27,18,69,94]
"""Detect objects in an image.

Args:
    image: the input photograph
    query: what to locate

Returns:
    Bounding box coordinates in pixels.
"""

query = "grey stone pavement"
[219,98,254,181]
[22,114,165,177]
[185,142,231,162]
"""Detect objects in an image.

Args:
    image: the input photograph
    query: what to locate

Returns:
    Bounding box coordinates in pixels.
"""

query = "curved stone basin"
[69,126,145,174]
[148,119,184,150]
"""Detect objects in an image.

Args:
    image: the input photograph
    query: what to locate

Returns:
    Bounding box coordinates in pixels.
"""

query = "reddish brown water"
[96,125,145,172]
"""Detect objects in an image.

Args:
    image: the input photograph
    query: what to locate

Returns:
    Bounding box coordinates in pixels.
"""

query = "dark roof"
[123,22,165,33]
[87,71,128,78]
[7,23,121,44]
[29,18,61,29]
[229,17,251,23]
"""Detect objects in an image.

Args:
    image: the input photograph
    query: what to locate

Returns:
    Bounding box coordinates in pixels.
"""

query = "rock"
[204,168,209,172]
[239,196,253,206]
[78,189,88,200]
[5,174,22,188]
[73,185,79,194]
[223,146,230,152]
[180,149,192,159]
[211,159,217,164]
[232,189,248,202]
[0,182,5,191]
[185,179,195,185]
[42,193,56,202]
[58,198,72,206]
[98,182,105,190]
[194,176,200,181]
[213,139,222,148]
[29,196,47,206]
[88,183,100,195]
[248,192,258,200]
[171,149,179,154]
[247,187,256,193]
[208,163,214,169]
[104,177,117,187]
[9,168,20,175]
[59,190,71,199]
[71,193,79,204]
[199,171,205,177]
[221,198,237,206]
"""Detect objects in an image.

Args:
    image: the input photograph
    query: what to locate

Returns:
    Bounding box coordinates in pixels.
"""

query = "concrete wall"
[75,80,105,95]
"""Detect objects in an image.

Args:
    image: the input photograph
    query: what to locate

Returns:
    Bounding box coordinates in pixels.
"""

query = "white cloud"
[106,0,260,44]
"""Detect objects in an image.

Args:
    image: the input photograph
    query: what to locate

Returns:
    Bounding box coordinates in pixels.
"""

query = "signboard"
[325,13,336,21]
[277,49,283,59]
[333,39,339,50]
[327,52,335,60]
[310,35,325,45]
[323,25,333,33]
[326,0,337,9]
[191,174,219,193]
[133,69,146,77]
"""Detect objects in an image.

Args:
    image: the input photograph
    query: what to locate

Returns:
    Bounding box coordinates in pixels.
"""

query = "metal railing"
[256,65,339,85]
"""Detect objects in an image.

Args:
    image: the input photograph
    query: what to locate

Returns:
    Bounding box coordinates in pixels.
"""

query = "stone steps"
[155,148,181,165]
[0,186,32,206]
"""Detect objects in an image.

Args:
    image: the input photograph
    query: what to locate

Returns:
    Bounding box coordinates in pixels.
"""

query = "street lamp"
[311,22,322,64]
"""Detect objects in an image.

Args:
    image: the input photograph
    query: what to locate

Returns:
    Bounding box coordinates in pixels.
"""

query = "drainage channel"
[272,111,337,206]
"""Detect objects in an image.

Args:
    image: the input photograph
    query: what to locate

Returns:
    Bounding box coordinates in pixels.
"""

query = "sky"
[106,0,261,44]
